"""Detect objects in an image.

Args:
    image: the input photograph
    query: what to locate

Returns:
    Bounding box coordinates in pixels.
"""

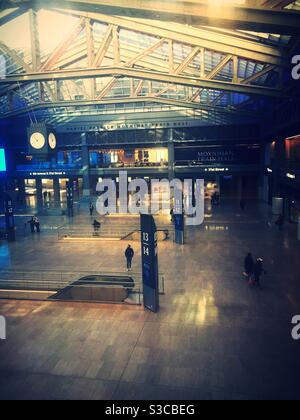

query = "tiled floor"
[0,199,300,400]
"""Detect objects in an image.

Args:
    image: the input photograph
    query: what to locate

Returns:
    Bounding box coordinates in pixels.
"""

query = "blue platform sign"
[4,194,15,242]
[66,181,74,217]
[174,213,184,245]
[140,214,159,313]
[174,192,184,245]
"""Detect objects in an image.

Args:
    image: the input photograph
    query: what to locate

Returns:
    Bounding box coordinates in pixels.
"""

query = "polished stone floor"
[0,199,300,400]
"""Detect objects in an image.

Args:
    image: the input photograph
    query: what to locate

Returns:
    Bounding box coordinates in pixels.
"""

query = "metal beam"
[56,10,287,66]
[0,6,29,26]
[3,0,299,34]
[85,17,96,98]
[175,47,200,75]
[40,17,85,71]
[29,8,41,71]
[93,24,113,66]
[0,41,32,72]
[206,55,233,80]
[0,66,284,97]
[0,96,256,119]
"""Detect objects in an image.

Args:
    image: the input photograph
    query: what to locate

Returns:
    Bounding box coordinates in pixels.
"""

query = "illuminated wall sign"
[175,146,260,165]
[286,173,296,180]
[0,148,7,172]
[204,168,229,172]
[63,121,190,133]
[29,171,67,176]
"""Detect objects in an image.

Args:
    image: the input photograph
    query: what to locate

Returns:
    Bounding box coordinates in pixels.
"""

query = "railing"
[57,224,173,241]
[90,162,168,169]
[0,269,165,305]
[174,160,232,167]
[16,163,82,171]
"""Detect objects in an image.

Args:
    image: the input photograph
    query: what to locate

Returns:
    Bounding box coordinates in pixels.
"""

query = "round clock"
[30,132,46,150]
[48,132,57,150]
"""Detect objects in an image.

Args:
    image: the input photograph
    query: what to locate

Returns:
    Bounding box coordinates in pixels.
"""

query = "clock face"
[48,132,56,150]
[30,132,46,150]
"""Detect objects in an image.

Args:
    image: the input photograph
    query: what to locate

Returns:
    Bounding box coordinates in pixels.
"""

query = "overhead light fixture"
[286,173,296,180]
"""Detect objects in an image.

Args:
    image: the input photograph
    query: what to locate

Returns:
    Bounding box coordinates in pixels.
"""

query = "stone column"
[168,128,175,181]
[272,139,286,198]
[17,178,26,205]
[53,178,61,204]
[81,133,91,197]
[36,178,43,209]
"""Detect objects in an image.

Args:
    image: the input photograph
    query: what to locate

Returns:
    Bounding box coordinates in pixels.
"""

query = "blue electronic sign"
[0,149,7,172]
[140,214,159,313]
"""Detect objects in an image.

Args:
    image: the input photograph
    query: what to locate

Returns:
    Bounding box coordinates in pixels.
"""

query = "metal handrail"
[0,269,165,294]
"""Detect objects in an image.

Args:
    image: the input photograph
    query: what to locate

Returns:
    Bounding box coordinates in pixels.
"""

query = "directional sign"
[4,193,15,242]
[140,214,159,313]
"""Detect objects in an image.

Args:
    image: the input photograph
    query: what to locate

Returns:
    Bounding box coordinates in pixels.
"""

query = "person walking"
[244,253,254,284]
[34,216,40,233]
[125,245,134,271]
[89,202,94,217]
[253,258,266,288]
[28,216,35,234]
[92,219,101,236]
[170,208,174,223]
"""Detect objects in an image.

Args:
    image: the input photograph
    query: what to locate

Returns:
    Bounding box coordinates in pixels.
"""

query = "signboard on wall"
[175,146,260,165]
[140,214,159,313]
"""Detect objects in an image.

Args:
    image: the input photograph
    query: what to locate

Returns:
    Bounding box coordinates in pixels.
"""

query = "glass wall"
[57,151,82,168]
[286,136,300,167]
[90,148,168,168]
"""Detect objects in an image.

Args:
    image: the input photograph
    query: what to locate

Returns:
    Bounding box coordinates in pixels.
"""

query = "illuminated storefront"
[89,147,168,168]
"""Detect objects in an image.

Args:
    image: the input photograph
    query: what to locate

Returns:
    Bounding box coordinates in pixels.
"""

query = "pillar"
[259,144,271,202]
[237,175,243,200]
[36,178,43,208]
[53,178,60,204]
[72,178,80,200]
[168,128,175,181]
[17,178,26,205]
[81,133,91,197]
[272,138,286,198]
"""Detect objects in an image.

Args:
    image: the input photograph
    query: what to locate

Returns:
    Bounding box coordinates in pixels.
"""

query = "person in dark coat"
[92,219,101,236]
[170,208,174,223]
[34,216,40,233]
[28,216,35,234]
[125,245,134,271]
[253,258,266,288]
[89,202,94,217]
[244,253,254,283]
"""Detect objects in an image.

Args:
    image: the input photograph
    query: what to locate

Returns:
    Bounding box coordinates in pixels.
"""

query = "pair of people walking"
[28,216,40,234]
[244,253,266,288]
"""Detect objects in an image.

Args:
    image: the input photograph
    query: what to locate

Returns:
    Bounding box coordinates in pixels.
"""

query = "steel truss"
[0,2,297,121]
